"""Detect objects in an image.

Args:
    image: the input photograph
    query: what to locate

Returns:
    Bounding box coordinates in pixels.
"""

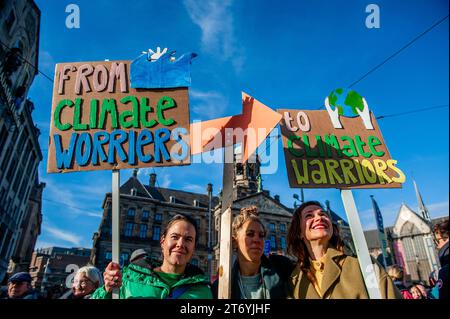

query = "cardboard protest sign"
[278,107,406,189]
[47,60,190,173]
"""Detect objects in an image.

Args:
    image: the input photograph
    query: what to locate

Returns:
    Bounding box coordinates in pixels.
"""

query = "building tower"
[232,147,261,200]
[413,179,431,223]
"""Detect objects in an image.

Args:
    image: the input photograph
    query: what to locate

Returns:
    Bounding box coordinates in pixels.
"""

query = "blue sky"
[29,0,449,249]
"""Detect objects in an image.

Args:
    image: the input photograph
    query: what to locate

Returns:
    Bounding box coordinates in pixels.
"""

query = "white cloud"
[183,184,205,194]
[34,240,61,249]
[183,0,243,71]
[41,179,103,218]
[190,89,227,119]
[428,200,449,218]
[161,174,171,188]
[43,225,82,246]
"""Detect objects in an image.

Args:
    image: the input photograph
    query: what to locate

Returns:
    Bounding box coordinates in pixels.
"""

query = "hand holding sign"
[103,262,122,293]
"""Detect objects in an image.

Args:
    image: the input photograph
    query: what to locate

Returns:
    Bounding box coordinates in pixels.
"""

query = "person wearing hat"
[59,265,103,299]
[130,249,148,263]
[1,272,39,299]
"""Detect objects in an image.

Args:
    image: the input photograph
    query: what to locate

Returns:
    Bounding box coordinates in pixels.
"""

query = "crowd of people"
[1,202,448,300]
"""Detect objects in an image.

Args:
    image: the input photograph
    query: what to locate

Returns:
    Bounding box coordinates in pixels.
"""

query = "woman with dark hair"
[92,213,212,299]
[287,201,401,299]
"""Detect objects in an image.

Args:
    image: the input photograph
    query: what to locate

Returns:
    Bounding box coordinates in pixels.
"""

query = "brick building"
[29,247,91,293]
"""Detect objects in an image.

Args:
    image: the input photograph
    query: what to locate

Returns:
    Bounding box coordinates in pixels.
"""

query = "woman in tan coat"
[287,201,402,299]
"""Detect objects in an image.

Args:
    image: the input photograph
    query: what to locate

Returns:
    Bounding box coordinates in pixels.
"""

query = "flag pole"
[341,189,382,299]
[371,195,388,268]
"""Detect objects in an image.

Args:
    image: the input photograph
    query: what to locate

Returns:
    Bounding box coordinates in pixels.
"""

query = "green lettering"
[99,98,119,129]
[140,97,157,128]
[354,135,371,158]
[54,99,73,131]
[157,96,176,126]
[288,135,303,157]
[90,99,98,129]
[73,98,88,131]
[119,96,139,129]
[341,135,358,157]
[368,136,385,156]
[323,135,342,157]
[302,135,318,157]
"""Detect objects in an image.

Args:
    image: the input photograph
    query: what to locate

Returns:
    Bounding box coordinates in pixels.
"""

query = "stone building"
[0,0,43,282]
[29,247,92,293]
[90,169,218,274]
[7,179,45,274]
[364,207,447,284]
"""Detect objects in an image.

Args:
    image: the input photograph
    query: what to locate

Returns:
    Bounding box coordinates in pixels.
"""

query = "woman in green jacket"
[92,213,213,299]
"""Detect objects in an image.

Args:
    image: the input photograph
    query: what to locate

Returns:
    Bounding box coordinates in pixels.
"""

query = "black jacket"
[438,241,448,300]
[212,254,295,299]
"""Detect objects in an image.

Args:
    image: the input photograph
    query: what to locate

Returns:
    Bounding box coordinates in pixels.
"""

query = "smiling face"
[235,220,265,263]
[300,204,333,243]
[160,220,196,270]
[73,272,97,297]
[410,286,424,299]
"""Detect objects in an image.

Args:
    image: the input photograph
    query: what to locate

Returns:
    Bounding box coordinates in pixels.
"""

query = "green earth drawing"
[327,88,364,117]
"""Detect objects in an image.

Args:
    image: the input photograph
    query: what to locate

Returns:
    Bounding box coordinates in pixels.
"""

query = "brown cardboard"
[278,109,404,189]
[47,61,190,173]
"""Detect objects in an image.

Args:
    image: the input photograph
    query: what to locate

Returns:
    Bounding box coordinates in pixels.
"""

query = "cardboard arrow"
[190,92,282,163]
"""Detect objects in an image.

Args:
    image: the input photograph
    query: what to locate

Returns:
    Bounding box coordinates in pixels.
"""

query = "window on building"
[280,224,286,232]
[0,126,8,148]
[152,226,161,241]
[127,208,136,217]
[154,213,162,222]
[142,210,150,220]
[280,236,286,250]
[105,251,112,261]
[270,235,276,249]
[120,252,129,267]
[269,223,275,232]
[6,153,18,182]
[125,222,134,237]
[0,188,5,204]
[0,144,13,172]
[139,224,148,238]
[5,10,16,32]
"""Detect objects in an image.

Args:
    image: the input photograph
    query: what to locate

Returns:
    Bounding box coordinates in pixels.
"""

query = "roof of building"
[119,175,219,209]
[364,216,449,250]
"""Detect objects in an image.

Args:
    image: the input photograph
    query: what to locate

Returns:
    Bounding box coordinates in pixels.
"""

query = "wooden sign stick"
[217,145,235,299]
[112,169,121,299]
[341,189,382,299]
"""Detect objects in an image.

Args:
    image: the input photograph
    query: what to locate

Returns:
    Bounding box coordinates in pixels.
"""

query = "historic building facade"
[7,180,45,274]
[363,181,447,285]
[29,247,92,294]
[365,208,447,284]
[0,0,43,282]
[90,170,218,274]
